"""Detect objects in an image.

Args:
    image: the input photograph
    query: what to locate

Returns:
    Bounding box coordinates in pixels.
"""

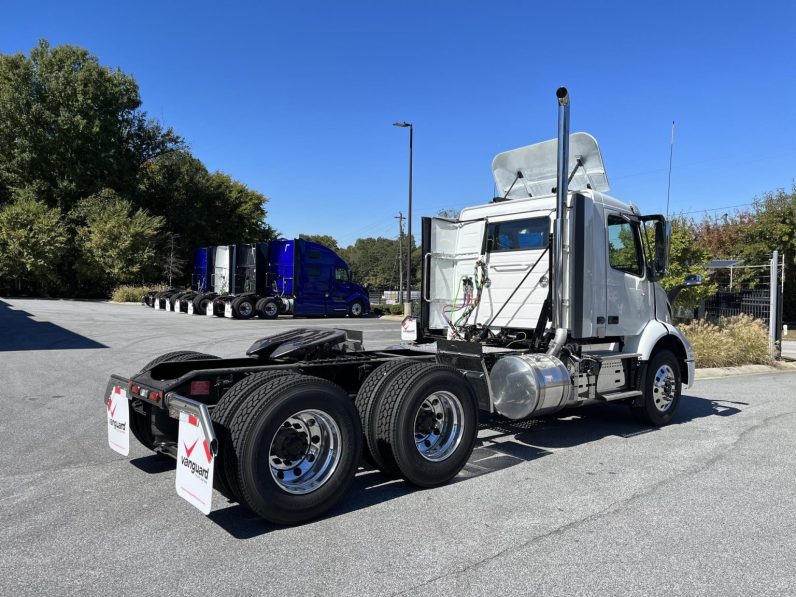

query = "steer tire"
[631,350,682,427]
[348,300,365,318]
[354,359,418,471]
[228,375,361,525]
[375,363,478,488]
[211,370,298,502]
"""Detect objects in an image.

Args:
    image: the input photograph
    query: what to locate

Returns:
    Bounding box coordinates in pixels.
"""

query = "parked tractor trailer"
[142,239,370,319]
[106,88,699,524]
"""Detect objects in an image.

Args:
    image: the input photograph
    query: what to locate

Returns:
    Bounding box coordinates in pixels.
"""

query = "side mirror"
[653,219,670,278]
[667,273,704,303]
[683,274,703,287]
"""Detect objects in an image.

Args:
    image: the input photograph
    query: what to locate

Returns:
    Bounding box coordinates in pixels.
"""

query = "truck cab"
[292,239,370,317]
[417,107,695,425]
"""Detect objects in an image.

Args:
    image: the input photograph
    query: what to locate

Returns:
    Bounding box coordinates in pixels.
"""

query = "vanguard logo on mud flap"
[180,455,210,479]
[108,419,126,432]
[176,411,215,514]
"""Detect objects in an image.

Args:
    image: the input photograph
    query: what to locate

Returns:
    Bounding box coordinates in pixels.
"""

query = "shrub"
[678,314,770,368]
[111,284,167,303]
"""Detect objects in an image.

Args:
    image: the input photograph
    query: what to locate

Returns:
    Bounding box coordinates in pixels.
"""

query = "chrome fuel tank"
[489,354,573,419]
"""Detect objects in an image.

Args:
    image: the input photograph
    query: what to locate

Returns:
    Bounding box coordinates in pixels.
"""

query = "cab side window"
[486,217,549,252]
[335,268,349,282]
[607,216,643,276]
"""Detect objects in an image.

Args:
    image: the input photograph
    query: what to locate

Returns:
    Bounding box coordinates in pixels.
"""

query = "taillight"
[149,390,163,402]
[131,384,141,394]
[190,381,211,396]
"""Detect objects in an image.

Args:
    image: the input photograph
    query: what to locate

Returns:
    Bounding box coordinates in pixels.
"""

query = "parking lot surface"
[1,298,795,596]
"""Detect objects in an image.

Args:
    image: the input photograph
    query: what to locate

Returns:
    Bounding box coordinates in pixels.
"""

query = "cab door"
[604,212,654,338]
[326,267,351,315]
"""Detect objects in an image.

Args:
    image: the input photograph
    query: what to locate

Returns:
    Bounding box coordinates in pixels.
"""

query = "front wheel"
[348,300,365,318]
[632,350,682,426]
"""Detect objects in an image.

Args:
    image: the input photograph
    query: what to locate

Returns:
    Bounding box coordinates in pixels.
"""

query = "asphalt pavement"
[1,298,794,596]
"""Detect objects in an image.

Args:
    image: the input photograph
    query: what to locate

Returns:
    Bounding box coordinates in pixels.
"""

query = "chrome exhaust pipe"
[548,86,569,357]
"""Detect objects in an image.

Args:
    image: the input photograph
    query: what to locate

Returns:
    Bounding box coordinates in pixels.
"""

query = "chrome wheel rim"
[652,364,677,412]
[413,391,463,462]
[269,409,341,494]
[350,302,362,316]
[264,302,278,317]
[239,301,253,317]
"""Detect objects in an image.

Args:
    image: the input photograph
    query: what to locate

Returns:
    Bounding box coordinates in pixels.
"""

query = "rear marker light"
[190,381,211,396]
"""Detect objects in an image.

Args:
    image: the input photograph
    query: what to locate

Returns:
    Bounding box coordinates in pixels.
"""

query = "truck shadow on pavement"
[133,393,747,539]
[0,300,107,351]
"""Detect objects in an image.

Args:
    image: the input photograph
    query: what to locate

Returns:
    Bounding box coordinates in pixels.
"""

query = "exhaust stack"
[547,86,570,357]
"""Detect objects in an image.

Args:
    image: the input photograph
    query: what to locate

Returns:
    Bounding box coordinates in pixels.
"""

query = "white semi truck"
[104,87,700,524]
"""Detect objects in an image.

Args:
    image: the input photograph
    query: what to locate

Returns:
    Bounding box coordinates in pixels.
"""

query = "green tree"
[137,152,275,282]
[660,216,716,311]
[748,185,795,319]
[0,190,68,293]
[299,234,340,253]
[0,40,181,210]
[72,189,164,292]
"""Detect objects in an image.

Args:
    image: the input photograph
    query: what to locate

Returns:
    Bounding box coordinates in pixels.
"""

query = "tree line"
[0,40,274,296]
[1,41,791,321]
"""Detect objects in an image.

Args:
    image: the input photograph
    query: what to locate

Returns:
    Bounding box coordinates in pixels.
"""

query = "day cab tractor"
[106,88,699,525]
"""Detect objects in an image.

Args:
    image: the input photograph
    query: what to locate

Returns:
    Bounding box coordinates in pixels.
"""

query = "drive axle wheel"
[193,292,216,315]
[354,359,417,471]
[375,363,478,487]
[269,410,340,494]
[233,296,256,320]
[131,351,219,451]
[259,299,279,320]
[212,371,297,502]
[229,375,361,524]
[632,349,682,426]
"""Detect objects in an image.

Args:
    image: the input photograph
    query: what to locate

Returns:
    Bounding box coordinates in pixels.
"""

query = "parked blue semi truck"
[144,239,370,319]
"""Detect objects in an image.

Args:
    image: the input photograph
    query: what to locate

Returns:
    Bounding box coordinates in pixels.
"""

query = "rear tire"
[259,298,279,320]
[233,296,256,320]
[375,363,478,487]
[354,359,417,471]
[212,371,297,501]
[632,350,682,426]
[193,292,216,315]
[229,375,361,524]
[130,351,219,452]
[136,350,219,376]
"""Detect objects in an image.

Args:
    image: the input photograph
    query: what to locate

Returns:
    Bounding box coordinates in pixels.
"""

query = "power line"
[673,202,754,216]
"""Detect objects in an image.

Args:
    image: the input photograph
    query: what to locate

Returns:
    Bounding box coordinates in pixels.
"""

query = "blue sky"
[2,1,794,247]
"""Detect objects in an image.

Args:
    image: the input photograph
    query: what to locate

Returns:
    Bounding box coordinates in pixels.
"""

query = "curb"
[695,361,796,381]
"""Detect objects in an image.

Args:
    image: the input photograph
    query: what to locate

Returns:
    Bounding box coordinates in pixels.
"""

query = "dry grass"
[678,314,771,368]
[111,284,167,303]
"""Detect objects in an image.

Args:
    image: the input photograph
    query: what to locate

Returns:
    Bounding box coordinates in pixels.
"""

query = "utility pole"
[395,212,404,305]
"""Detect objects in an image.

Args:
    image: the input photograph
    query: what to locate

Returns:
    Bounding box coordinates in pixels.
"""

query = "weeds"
[111,284,167,303]
[678,314,770,368]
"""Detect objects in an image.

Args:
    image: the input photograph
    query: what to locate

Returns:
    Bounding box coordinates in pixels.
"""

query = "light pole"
[393,121,413,316]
